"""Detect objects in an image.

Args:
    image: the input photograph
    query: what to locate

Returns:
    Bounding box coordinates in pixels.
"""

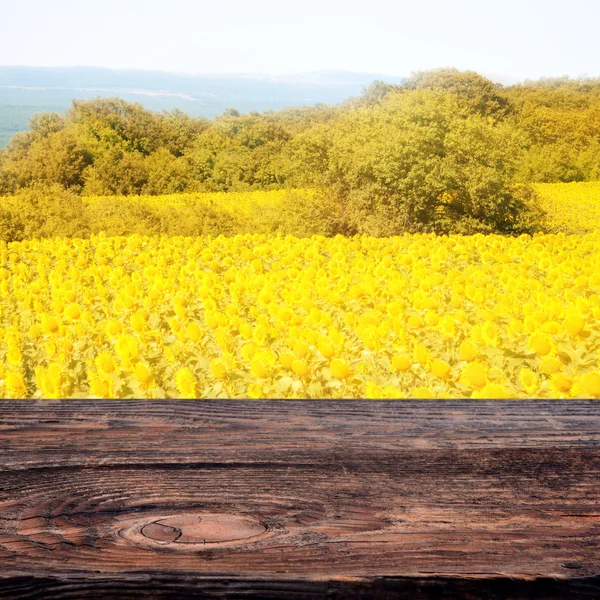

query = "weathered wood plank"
[1,400,600,598]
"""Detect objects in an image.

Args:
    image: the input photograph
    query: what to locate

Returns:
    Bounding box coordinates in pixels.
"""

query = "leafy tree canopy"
[2,69,600,234]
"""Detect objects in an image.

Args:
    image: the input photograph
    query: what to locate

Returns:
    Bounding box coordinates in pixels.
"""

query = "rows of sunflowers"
[0,212,599,397]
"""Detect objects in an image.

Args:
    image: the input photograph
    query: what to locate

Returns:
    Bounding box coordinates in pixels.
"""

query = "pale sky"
[1,0,599,80]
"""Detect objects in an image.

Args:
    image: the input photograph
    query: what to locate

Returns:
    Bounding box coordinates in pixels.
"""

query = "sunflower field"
[536,181,600,234]
[1,217,600,398]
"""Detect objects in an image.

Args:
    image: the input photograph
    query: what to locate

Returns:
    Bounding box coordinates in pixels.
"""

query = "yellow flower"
[461,362,488,390]
[214,327,230,351]
[412,387,434,399]
[481,322,498,347]
[239,322,253,340]
[65,303,81,321]
[293,340,309,358]
[115,334,139,365]
[250,358,270,379]
[291,359,309,377]
[344,312,357,328]
[386,301,402,317]
[425,311,439,327]
[542,320,560,335]
[440,316,456,338]
[95,352,117,375]
[450,294,463,308]
[27,324,42,339]
[130,311,147,333]
[365,381,382,398]
[318,340,335,359]
[247,383,263,399]
[204,311,219,329]
[539,356,562,375]
[391,354,412,372]
[175,367,197,398]
[41,314,60,335]
[529,333,552,356]
[164,345,176,363]
[330,358,351,380]
[580,372,600,398]
[407,315,422,329]
[168,317,182,333]
[88,371,114,399]
[472,383,511,399]
[185,322,202,342]
[6,346,22,367]
[519,368,539,394]
[414,343,430,367]
[480,308,497,322]
[51,300,65,315]
[564,314,585,337]
[381,385,404,399]
[174,304,188,319]
[134,362,155,387]
[508,319,524,336]
[431,360,451,380]
[106,319,123,338]
[210,359,228,380]
[549,372,573,394]
[241,342,258,362]
[5,371,28,398]
[459,341,477,362]
[35,363,64,398]
[279,352,295,369]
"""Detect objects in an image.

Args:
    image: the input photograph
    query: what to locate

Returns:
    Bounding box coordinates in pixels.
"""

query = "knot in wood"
[139,513,267,546]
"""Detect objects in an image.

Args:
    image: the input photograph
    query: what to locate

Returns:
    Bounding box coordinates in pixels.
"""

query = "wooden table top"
[1,400,599,599]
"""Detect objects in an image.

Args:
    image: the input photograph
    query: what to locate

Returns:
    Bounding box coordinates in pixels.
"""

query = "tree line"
[1,68,599,236]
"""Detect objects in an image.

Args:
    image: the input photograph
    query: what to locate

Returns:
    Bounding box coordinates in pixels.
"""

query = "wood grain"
[1,400,600,599]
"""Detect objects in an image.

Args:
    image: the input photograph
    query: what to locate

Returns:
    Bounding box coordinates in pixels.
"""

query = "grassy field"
[1,178,600,399]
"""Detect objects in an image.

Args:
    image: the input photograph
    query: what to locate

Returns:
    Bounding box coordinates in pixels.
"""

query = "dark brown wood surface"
[1,400,600,599]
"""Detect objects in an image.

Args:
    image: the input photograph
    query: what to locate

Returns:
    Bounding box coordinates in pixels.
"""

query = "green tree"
[310,88,541,235]
[403,68,510,117]
[82,148,148,196]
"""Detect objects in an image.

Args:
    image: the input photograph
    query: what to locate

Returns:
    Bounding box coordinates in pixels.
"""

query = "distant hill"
[0,66,406,147]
